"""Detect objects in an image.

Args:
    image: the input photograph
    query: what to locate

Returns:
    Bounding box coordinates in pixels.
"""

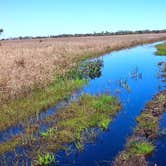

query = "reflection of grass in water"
[156,43,166,55]
[118,79,131,93]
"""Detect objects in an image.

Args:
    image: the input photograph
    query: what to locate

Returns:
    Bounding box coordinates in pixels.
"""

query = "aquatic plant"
[0,76,87,131]
[40,128,57,137]
[118,79,131,93]
[128,141,155,155]
[156,43,166,55]
[114,91,166,166]
[0,94,121,163]
[129,67,142,80]
[74,142,84,151]
[80,59,103,79]
[136,113,158,136]
[36,153,55,166]
[66,59,103,80]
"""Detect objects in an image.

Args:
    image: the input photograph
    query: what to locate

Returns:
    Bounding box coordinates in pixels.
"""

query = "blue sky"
[1,0,166,38]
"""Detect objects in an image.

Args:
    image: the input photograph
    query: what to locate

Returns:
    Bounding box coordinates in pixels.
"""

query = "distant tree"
[0,29,3,34]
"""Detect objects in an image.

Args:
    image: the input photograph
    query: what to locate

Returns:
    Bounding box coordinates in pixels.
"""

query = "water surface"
[57,42,166,165]
[0,42,166,166]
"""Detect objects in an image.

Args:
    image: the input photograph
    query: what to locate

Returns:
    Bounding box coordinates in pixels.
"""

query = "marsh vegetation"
[0,37,166,165]
[156,43,166,55]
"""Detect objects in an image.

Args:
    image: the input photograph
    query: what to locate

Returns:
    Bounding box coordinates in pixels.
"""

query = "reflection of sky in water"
[58,43,166,166]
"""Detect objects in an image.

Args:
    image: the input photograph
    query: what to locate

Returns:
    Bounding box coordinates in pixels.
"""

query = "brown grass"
[1,33,166,101]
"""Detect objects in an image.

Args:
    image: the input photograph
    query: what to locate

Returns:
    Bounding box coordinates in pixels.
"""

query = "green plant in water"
[66,59,103,80]
[129,141,155,155]
[98,117,111,130]
[80,59,103,79]
[156,43,166,55]
[37,153,55,166]
[74,142,84,151]
[136,113,158,131]
[40,128,57,137]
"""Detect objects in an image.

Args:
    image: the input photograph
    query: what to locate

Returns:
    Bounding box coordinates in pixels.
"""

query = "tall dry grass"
[1,33,166,102]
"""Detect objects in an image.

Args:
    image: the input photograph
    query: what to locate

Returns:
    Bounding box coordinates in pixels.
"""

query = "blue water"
[148,112,166,166]
[56,42,166,165]
[0,42,165,165]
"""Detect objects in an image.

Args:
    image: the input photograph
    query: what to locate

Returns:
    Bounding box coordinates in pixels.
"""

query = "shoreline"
[0,35,166,131]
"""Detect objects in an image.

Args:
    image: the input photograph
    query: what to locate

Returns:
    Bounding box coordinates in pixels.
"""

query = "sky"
[1,0,166,38]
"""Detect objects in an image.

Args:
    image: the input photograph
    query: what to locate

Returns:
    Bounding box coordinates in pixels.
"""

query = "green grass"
[136,113,158,131]
[34,94,121,161]
[36,153,55,166]
[115,91,166,165]
[128,141,155,155]
[0,59,104,131]
[156,43,166,55]
[0,94,121,157]
[0,77,87,131]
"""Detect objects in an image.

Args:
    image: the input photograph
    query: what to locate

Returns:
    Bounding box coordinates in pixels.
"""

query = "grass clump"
[40,128,57,137]
[0,77,86,131]
[28,94,120,164]
[156,43,166,55]
[0,59,104,131]
[136,113,158,133]
[114,91,166,165]
[36,153,55,166]
[128,141,155,155]
[0,94,121,160]
[55,94,121,142]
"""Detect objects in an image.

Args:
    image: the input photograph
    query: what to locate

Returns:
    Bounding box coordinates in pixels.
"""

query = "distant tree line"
[2,29,166,40]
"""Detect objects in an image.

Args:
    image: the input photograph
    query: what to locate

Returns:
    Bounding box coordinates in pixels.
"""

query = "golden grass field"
[1,33,166,102]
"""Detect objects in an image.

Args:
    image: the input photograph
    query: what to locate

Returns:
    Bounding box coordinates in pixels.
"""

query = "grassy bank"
[1,35,166,131]
[0,59,104,131]
[114,91,166,166]
[1,34,166,103]
[0,74,87,131]
[0,94,121,164]
[156,43,166,55]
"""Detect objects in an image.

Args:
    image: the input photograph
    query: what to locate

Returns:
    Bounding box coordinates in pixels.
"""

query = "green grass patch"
[136,113,158,131]
[156,43,166,55]
[0,94,121,157]
[0,59,104,131]
[128,141,155,155]
[36,153,55,166]
[0,77,87,131]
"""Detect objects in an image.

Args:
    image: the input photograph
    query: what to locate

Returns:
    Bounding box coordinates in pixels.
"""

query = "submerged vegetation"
[115,91,166,166]
[156,43,166,55]
[0,94,121,165]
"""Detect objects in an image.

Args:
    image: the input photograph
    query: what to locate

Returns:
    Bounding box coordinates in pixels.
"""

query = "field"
[0,33,166,165]
[1,33,166,102]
